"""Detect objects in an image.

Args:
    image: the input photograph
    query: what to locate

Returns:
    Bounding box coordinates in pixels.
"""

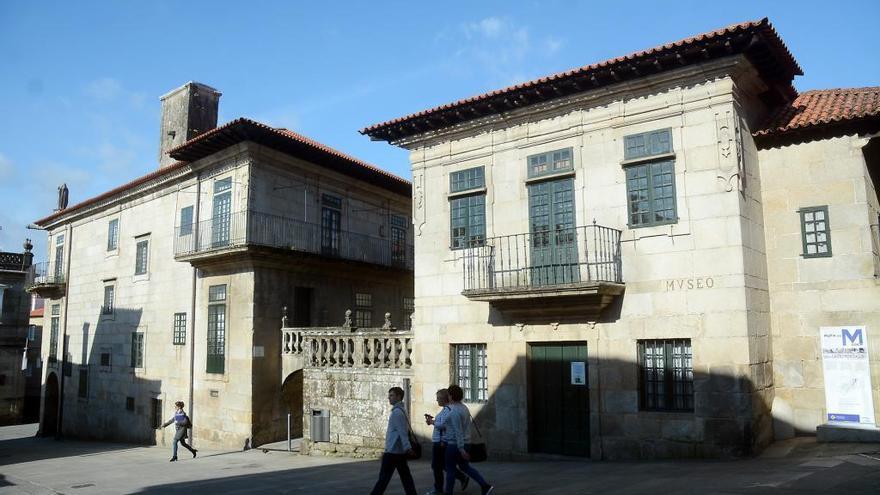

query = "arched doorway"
[43,372,59,437]
[281,370,303,438]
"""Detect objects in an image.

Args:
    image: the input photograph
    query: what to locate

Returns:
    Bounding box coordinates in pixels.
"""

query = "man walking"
[444,385,493,495]
[370,386,418,495]
[160,401,197,462]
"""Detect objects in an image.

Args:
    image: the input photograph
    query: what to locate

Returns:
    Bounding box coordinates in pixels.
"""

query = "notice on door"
[570,361,586,385]
[820,326,876,428]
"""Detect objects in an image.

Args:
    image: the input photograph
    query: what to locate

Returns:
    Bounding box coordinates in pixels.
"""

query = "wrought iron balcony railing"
[0,252,28,271]
[25,261,66,287]
[174,210,413,270]
[462,222,622,294]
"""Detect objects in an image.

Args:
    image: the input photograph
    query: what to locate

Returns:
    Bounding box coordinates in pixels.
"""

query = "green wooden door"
[528,178,579,285]
[528,342,589,457]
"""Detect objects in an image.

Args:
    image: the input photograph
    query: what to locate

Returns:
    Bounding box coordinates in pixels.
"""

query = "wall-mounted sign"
[665,277,715,291]
[820,326,875,428]
[571,361,586,385]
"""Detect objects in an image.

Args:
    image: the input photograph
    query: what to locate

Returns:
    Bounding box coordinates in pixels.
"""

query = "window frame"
[799,205,832,258]
[134,238,150,275]
[622,128,677,228]
[402,297,414,330]
[179,206,194,237]
[173,312,187,346]
[107,218,119,252]
[207,284,227,374]
[527,147,574,179]
[355,292,372,328]
[637,339,694,413]
[102,283,115,315]
[449,166,485,194]
[49,305,60,364]
[449,193,486,250]
[130,332,145,369]
[451,343,488,403]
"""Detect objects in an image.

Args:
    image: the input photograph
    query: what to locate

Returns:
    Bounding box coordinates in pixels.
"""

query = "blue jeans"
[433,442,466,491]
[444,444,489,495]
[370,452,417,495]
[172,427,195,458]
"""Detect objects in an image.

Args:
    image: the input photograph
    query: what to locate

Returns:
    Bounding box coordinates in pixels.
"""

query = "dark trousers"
[444,445,489,495]
[370,452,417,495]
[433,442,466,491]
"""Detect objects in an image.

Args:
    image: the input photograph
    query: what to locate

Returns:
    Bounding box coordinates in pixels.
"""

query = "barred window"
[102,285,115,315]
[173,313,187,345]
[452,344,488,403]
[355,293,372,327]
[799,206,832,258]
[450,194,485,249]
[135,239,149,275]
[207,285,227,374]
[528,148,573,178]
[130,332,145,368]
[450,167,485,193]
[49,305,60,363]
[107,219,119,251]
[638,339,693,412]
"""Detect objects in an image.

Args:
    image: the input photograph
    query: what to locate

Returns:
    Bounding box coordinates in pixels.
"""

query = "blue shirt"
[432,406,452,443]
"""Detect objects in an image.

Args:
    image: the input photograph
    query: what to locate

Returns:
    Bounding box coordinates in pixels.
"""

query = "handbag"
[402,411,422,460]
[464,411,488,463]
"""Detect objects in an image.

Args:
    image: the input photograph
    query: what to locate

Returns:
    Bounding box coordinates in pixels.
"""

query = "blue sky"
[1,0,878,260]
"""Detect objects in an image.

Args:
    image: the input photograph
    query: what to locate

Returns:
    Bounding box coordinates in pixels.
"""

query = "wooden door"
[528,342,589,456]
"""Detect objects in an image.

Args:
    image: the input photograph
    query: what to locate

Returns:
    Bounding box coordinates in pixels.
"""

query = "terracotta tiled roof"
[755,87,880,137]
[362,18,801,142]
[34,161,190,226]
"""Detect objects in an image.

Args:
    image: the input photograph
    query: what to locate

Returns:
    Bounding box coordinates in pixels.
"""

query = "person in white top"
[443,385,493,495]
[370,386,417,495]
[424,389,467,495]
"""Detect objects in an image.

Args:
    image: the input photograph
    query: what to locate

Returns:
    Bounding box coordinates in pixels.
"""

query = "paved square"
[1,425,879,494]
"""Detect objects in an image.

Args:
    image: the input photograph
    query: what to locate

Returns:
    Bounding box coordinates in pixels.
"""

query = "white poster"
[820,326,876,428]
[570,361,586,385]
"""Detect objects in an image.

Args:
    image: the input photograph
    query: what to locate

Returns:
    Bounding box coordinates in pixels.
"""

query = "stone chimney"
[158,82,221,168]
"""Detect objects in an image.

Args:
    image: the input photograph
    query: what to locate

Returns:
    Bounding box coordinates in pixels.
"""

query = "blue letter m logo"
[842,328,864,346]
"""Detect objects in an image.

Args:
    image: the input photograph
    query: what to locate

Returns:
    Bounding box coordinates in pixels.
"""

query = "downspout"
[188,174,201,443]
[57,222,74,439]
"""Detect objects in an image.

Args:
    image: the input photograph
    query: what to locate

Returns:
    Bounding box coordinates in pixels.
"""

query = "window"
[528,148,574,178]
[54,234,65,279]
[130,332,144,368]
[49,305,60,364]
[78,367,88,399]
[107,219,119,251]
[623,129,676,227]
[402,297,414,330]
[27,325,36,341]
[355,292,372,327]
[450,195,486,249]
[799,206,832,258]
[173,313,187,345]
[102,285,115,315]
[452,344,488,403]
[207,285,226,374]
[126,397,135,411]
[390,214,408,265]
[135,239,149,275]
[321,194,342,256]
[638,339,693,412]
[151,398,163,429]
[179,206,194,236]
[450,167,485,193]
[100,352,111,368]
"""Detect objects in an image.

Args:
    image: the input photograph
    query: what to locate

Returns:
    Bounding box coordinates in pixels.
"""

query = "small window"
[100,352,111,368]
[624,129,672,160]
[390,214,408,228]
[78,367,88,399]
[355,293,372,327]
[528,148,573,178]
[27,325,36,341]
[638,339,693,412]
[135,239,149,275]
[173,313,187,345]
[179,206,194,236]
[107,219,119,251]
[452,344,488,403]
[208,285,227,302]
[450,194,486,249]
[799,206,832,258]
[450,167,485,193]
[126,397,135,411]
[102,285,115,315]
[214,177,232,194]
[151,398,163,429]
[130,332,145,368]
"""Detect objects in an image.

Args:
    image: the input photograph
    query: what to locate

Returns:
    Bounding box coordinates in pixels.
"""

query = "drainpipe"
[188,174,201,444]
[57,222,74,439]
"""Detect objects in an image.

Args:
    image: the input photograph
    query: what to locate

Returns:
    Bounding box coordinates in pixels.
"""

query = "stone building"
[0,241,41,424]
[362,18,880,458]
[28,82,413,450]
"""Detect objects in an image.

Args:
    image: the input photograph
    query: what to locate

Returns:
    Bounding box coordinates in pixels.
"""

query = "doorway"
[527,342,589,456]
[42,372,59,437]
[292,287,313,327]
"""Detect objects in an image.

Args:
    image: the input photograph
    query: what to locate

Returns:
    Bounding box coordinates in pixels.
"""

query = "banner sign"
[820,326,876,428]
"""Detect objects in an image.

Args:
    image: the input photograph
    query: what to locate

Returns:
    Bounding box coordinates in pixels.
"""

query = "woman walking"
[424,389,467,495]
[160,401,197,462]
[444,385,493,495]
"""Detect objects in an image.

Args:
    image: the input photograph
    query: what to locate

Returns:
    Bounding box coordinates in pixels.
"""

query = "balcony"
[461,223,624,320]
[173,210,413,270]
[25,261,66,299]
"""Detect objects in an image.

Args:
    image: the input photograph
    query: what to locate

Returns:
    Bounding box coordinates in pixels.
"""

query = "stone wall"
[301,367,413,458]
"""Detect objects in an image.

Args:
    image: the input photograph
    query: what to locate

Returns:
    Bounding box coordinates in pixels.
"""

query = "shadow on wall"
[42,307,165,445]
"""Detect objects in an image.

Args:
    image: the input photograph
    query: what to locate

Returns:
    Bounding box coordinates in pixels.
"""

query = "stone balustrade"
[282,326,413,370]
